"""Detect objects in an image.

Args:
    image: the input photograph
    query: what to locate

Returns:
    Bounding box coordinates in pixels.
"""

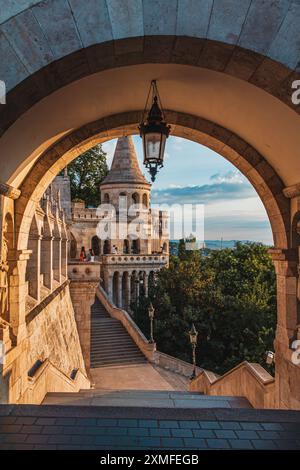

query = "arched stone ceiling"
[1,0,300,92]
[1,63,300,189]
[0,0,299,190]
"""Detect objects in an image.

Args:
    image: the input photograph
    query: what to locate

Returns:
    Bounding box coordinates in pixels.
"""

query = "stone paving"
[0,405,300,450]
[90,364,179,392]
[42,390,251,409]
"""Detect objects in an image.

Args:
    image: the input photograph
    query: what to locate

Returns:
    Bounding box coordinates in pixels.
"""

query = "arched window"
[103,193,110,203]
[69,233,77,259]
[103,239,111,254]
[131,239,140,254]
[132,192,140,205]
[142,193,148,208]
[91,235,100,256]
[123,239,129,254]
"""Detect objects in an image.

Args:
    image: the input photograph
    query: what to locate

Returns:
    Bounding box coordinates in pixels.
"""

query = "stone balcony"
[68,261,101,282]
[101,254,168,266]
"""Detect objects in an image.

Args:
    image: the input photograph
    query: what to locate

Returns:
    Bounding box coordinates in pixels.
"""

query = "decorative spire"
[101,136,150,186]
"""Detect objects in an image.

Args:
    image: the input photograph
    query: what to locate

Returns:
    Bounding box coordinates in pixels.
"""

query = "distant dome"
[101,136,150,186]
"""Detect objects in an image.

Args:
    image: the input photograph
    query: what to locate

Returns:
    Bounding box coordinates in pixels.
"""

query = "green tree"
[68,144,108,207]
[132,242,276,375]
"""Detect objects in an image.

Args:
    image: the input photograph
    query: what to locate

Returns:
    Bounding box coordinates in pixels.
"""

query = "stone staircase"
[90,298,147,368]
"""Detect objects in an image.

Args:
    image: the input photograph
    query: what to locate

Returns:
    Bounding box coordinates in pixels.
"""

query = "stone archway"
[1,1,300,408]
[14,111,290,252]
[10,111,298,409]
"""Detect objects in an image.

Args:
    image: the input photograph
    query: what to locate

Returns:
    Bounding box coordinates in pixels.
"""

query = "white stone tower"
[99,136,169,310]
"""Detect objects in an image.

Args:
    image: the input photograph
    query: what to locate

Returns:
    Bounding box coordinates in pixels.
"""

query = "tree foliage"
[68,145,108,207]
[132,242,276,375]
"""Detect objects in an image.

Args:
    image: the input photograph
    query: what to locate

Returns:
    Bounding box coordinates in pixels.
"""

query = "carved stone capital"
[0,182,20,200]
[268,248,297,262]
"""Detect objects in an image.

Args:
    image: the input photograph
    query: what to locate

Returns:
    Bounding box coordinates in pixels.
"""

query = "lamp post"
[139,80,171,182]
[265,350,275,365]
[148,302,155,344]
[189,323,198,380]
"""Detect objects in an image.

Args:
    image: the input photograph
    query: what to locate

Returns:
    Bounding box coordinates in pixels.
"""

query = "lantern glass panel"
[144,133,161,162]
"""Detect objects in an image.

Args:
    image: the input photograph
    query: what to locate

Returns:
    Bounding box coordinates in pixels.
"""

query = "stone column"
[136,277,140,303]
[107,273,113,302]
[125,272,131,311]
[69,280,99,374]
[53,235,61,283]
[269,248,299,409]
[27,235,41,302]
[8,249,31,343]
[41,236,53,290]
[144,272,149,297]
[61,236,68,279]
[118,272,123,309]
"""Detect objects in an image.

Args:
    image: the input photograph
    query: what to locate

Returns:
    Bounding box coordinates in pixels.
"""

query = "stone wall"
[26,283,86,377]
[1,283,89,404]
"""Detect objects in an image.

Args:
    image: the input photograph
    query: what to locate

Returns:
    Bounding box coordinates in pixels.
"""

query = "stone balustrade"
[102,254,168,265]
[190,361,275,409]
[153,351,202,378]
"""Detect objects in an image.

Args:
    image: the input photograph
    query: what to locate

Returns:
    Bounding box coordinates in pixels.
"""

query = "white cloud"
[210,170,245,184]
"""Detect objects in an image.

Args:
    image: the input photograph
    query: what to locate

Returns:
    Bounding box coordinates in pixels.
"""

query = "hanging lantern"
[139,80,171,182]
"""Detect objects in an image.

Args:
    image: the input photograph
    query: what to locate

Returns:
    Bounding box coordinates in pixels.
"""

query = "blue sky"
[102,136,273,245]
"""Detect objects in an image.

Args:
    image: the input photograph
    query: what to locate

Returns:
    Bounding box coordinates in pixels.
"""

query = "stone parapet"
[153,351,202,378]
[190,361,275,409]
[102,254,168,266]
[68,261,101,282]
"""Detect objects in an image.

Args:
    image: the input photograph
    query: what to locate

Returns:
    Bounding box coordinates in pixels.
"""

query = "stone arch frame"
[1,26,299,408]
[1,36,300,140]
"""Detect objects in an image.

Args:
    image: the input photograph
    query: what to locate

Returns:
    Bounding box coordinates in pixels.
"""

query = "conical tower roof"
[101,136,150,186]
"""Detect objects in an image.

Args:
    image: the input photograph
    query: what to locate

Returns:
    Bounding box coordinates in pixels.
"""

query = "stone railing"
[153,351,202,378]
[22,359,90,405]
[68,261,101,282]
[190,361,275,409]
[102,254,168,265]
[96,286,156,361]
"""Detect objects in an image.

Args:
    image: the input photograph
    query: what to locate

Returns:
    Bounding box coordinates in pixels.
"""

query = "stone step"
[91,350,145,358]
[90,296,146,368]
[43,389,251,408]
[91,344,140,351]
[91,360,147,368]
